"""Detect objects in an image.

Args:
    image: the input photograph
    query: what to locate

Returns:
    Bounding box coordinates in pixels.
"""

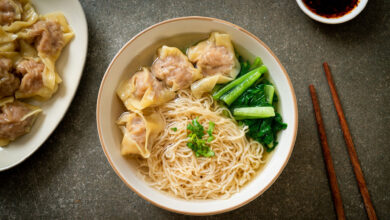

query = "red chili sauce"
[302,0,359,18]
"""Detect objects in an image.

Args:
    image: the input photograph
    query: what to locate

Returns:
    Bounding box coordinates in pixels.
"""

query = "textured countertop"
[1,0,389,219]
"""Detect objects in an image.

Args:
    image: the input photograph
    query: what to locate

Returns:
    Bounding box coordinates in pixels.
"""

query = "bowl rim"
[295,0,368,24]
[96,16,298,216]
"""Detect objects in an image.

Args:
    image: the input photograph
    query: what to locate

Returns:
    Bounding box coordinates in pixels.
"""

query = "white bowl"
[296,0,368,24]
[96,16,298,215]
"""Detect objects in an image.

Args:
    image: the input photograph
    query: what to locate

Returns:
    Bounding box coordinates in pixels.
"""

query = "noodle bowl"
[97,17,297,215]
[136,90,264,199]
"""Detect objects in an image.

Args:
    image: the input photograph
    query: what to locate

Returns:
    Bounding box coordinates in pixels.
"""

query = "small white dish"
[296,0,368,24]
[97,16,298,215]
[0,0,88,171]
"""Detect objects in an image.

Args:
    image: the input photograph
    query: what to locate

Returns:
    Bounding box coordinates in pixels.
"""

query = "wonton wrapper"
[0,96,42,146]
[187,32,240,98]
[1,0,38,33]
[0,28,17,52]
[152,46,202,91]
[116,111,164,158]
[0,51,19,64]
[116,67,175,111]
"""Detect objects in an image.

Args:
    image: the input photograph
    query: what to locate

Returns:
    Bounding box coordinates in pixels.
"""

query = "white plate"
[0,0,88,171]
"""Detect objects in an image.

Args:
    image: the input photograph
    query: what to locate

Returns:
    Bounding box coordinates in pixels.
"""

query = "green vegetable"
[187,117,204,138]
[242,113,287,152]
[207,121,215,136]
[214,56,287,152]
[231,83,270,108]
[207,121,215,142]
[212,67,264,100]
[228,74,286,151]
[237,57,251,78]
[171,127,177,132]
[220,66,267,105]
[231,83,287,151]
[233,107,275,119]
[186,118,215,157]
[250,57,262,70]
[264,85,275,104]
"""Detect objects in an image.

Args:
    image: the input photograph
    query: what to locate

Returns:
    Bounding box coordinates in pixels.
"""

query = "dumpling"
[151,45,202,91]
[190,75,221,98]
[187,32,240,80]
[21,12,74,61]
[116,67,175,111]
[187,32,240,97]
[13,12,74,100]
[0,56,19,98]
[0,96,41,146]
[116,111,164,158]
[0,0,22,26]
[0,0,38,33]
[14,57,61,100]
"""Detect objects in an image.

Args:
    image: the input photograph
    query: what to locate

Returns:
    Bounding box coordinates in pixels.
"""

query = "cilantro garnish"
[186,118,215,157]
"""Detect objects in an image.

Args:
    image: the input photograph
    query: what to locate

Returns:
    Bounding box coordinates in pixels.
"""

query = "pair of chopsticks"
[309,63,377,220]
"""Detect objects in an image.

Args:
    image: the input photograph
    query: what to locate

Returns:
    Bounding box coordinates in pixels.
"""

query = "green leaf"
[186,118,215,157]
[207,121,215,136]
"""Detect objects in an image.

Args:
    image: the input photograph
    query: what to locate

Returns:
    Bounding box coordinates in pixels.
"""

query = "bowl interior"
[97,17,297,215]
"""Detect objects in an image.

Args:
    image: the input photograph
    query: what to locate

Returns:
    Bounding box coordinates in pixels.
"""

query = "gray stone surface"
[1,0,389,219]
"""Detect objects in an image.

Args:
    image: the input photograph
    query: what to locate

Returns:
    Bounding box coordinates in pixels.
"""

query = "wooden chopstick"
[309,85,346,220]
[323,62,377,220]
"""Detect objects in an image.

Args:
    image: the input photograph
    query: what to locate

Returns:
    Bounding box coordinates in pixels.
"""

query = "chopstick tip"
[323,62,329,68]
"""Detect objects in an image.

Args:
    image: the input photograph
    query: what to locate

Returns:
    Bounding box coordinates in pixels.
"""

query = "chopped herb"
[206,136,214,143]
[186,118,215,157]
[171,127,177,132]
[187,117,204,138]
[207,121,215,136]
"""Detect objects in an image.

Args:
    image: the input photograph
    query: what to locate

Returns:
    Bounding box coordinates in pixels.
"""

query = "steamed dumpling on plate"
[116,67,175,111]
[151,45,202,91]
[0,0,38,32]
[13,12,74,100]
[187,32,240,98]
[0,56,19,98]
[18,12,74,61]
[0,96,41,146]
[14,57,61,100]
[116,111,164,158]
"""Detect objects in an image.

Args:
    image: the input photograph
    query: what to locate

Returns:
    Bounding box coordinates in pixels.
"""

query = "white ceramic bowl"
[296,0,368,24]
[97,16,298,215]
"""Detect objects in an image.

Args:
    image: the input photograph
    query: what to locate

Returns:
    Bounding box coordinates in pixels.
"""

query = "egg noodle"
[135,89,265,199]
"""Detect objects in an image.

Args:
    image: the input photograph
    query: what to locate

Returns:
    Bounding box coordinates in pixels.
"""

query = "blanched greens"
[212,56,287,151]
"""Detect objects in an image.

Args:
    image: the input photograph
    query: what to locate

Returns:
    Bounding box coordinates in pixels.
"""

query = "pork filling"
[28,20,64,55]
[0,57,20,98]
[152,55,194,90]
[0,101,35,140]
[16,59,44,94]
